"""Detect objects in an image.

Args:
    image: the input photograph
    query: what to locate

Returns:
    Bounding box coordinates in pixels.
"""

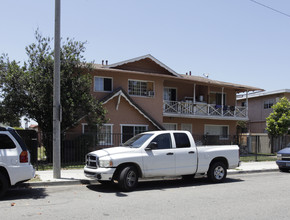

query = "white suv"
[0,127,35,198]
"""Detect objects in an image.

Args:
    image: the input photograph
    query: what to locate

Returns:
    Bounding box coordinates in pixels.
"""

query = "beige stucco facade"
[71,54,262,144]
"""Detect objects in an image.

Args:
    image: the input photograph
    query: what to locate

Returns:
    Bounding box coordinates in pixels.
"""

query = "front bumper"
[276,160,290,168]
[84,167,116,181]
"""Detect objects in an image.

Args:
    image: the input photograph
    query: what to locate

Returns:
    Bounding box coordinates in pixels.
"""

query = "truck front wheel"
[118,166,138,192]
[207,162,227,183]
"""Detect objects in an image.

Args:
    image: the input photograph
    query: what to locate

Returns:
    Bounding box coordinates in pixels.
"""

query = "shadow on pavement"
[86,177,244,196]
[0,186,48,201]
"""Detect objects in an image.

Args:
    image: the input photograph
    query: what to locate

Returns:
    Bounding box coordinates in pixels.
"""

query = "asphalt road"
[1,172,290,220]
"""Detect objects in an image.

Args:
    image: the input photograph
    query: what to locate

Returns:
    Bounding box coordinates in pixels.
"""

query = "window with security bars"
[98,125,113,145]
[128,80,154,97]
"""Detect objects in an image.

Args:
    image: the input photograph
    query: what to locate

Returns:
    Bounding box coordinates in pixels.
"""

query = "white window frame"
[120,124,148,143]
[82,123,88,134]
[163,123,178,130]
[163,87,177,101]
[128,79,155,97]
[98,124,113,145]
[204,124,229,140]
[264,99,274,109]
[181,123,192,133]
[94,76,113,92]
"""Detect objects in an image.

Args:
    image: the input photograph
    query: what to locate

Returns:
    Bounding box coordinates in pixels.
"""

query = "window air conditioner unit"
[148,91,154,97]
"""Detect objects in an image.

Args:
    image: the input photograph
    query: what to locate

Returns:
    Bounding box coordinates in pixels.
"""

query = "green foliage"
[0,30,106,146]
[266,97,290,137]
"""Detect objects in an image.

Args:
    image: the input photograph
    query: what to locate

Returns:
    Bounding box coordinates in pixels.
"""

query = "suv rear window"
[0,134,16,149]
[8,128,28,151]
[174,133,191,148]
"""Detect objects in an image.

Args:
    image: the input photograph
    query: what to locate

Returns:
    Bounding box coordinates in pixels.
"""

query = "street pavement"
[24,161,279,187]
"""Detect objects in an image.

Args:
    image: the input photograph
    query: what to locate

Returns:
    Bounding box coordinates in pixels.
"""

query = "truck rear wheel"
[118,166,138,192]
[0,172,9,198]
[207,162,227,183]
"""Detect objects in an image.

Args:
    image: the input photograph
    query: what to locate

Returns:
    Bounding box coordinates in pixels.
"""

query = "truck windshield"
[123,134,153,148]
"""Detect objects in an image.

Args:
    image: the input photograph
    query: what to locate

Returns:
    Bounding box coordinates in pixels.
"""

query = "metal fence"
[17,130,289,170]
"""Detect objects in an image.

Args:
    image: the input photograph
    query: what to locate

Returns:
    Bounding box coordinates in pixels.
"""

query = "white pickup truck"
[84,130,240,191]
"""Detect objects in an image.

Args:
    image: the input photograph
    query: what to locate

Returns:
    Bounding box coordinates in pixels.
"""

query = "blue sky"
[1,0,290,92]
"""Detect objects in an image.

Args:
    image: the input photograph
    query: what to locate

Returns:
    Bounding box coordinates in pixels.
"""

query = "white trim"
[81,123,88,134]
[237,89,290,100]
[104,54,181,78]
[163,87,177,101]
[128,79,155,97]
[181,123,192,133]
[163,123,178,130]
[94,76,113,92]
[120,124,149,143]
[99,124,114,145]
[204,124,229,140]
[103,90,163,130]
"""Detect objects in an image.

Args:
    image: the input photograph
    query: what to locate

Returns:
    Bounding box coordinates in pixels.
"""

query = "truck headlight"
[99,159,113,168]
[277,154,282,160]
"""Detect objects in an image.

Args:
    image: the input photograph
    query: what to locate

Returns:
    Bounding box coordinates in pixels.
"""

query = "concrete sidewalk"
[25,161,279,187]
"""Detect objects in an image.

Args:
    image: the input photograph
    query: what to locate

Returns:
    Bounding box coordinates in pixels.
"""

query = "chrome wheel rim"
[214,166,225,180]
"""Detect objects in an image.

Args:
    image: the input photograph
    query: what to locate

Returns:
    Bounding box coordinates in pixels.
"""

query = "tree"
[0,30,106,159]
[266,97,290,152]
[266,97,290,137]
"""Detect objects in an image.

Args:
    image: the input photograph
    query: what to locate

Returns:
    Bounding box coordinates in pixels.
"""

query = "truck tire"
[207,162,227,183]
[0,172,9,198]
[118,166,138,192]
[279,167,289,172]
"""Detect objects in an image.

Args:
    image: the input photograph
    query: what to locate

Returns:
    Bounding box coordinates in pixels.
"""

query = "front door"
[142,133,176,177]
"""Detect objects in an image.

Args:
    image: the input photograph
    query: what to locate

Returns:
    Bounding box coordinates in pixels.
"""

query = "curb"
[21,168,280,188]
[228,168,279,175]
[22,179,99,187]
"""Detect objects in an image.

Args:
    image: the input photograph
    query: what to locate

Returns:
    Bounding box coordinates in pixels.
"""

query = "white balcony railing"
[163,101,247,119]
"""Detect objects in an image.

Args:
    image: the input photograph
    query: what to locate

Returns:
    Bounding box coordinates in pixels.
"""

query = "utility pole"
[53,0,61,179]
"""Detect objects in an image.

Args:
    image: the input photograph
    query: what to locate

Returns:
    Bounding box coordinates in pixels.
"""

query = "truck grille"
[86,154,98,168]
[282,155,290,161]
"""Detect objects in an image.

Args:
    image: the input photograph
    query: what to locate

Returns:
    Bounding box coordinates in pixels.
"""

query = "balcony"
[163,101,248,120]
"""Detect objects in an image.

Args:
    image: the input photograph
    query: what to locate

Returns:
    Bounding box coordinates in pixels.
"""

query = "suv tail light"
[20,151,29,163]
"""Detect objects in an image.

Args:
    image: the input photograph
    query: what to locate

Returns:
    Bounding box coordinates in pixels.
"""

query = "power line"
[249,0,290,18]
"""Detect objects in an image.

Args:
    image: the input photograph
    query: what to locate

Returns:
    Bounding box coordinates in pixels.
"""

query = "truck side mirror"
[145,142,158,150]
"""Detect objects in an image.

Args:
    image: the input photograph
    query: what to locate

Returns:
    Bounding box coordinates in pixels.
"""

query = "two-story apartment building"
[237,89,290,133]
[71,54,262,145]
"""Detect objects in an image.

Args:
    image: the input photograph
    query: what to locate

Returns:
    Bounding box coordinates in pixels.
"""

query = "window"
[210,92,226,105]
[163,123,177,130]
[121,125,148,143]
[98,124,113,145]
[82,123,113,145]
[0,134,16,149]
[94,76,112,92]
[150,133,172,149]
[128,80,154,97]
[82,123,89,134]
[164,88,176,101]
[181,124,192,133]
[174,133,191,148]
[264,99,274,109]
[205,125,229,140]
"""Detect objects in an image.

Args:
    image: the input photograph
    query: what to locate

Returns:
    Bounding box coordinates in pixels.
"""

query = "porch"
[163,100,248,120]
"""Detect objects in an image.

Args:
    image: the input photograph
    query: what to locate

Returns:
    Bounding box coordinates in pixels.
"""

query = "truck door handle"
[188,151,195,154]
[166,152,174,155]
